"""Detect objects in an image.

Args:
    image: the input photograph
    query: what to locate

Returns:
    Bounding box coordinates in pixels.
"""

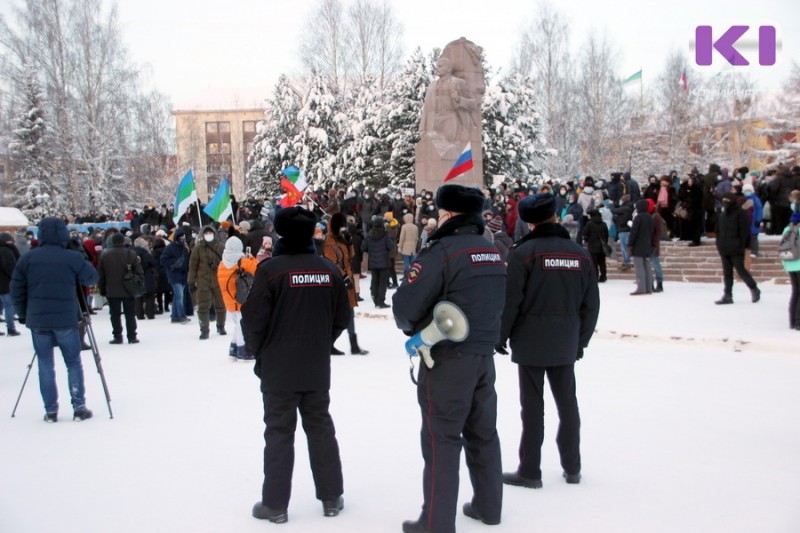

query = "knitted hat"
[274,207,316,246]
[435,184,484,214]
[518,193,557,224]
[487,216,503,233]
[238,220,251,231]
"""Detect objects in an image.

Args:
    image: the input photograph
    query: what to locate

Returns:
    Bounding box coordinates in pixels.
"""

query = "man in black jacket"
[98,233,143,344]
[242,206,350,525]
[499,193,600,490]
[393,184,506,533]
[628,199,655,295]
[715,193,760,304]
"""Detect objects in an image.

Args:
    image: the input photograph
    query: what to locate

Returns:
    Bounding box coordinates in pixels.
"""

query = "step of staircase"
[604,238,791,284]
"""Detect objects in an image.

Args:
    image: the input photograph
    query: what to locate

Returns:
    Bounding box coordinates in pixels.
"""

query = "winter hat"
[791,211,800,224]
[518,193,557,224]
[330,213,347,235]
[487,216,503,233]
[221,235,244,268]
[111,233,126,247]
[0,232,13,244]
[274,206,316,246]
[238,220,251,232]
[435,184,484,214]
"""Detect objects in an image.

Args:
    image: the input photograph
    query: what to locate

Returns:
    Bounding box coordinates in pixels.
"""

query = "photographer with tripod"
[10,217,99,422]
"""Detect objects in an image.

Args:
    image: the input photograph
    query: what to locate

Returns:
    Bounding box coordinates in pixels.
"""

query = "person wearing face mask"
[188,226,226,340]
[159,229,191,324]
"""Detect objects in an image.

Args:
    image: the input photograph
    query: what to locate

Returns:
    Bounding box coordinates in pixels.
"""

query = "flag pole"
[192,168,204,228]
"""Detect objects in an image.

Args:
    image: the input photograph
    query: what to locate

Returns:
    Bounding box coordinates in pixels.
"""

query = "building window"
[243,120,256,133]
[206,123,218,134]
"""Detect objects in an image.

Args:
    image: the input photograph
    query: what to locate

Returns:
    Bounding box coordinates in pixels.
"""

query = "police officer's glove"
[576,347,584,360]
[495,342,508,355]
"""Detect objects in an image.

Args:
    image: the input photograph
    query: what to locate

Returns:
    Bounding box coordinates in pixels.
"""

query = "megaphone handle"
[420,348,434,369]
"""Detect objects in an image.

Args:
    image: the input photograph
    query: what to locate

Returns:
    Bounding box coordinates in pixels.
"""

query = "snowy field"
[1,278,799,533]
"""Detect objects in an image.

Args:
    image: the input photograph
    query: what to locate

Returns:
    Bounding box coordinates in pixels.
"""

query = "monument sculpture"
[416,37,485,193]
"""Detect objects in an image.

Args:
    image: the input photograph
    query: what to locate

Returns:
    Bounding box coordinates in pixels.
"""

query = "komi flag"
[443,144,474,182]
[204,178,233,222]
[623,69,642,84]
[175,169,197,219]
[278,165,307,207]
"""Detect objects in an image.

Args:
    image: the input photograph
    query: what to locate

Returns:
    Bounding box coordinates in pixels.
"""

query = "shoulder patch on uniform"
[289,271,332,287]
[406,262,423,283]
[540,255,582,271]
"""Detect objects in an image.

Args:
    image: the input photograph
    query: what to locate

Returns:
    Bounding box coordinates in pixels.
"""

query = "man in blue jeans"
[159,229,191,324]
[10,217,99,422]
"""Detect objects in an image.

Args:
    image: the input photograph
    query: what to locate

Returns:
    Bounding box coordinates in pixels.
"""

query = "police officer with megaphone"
[393,184,506,533]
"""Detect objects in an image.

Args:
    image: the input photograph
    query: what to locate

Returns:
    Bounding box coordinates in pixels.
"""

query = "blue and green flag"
[204,178,232,222]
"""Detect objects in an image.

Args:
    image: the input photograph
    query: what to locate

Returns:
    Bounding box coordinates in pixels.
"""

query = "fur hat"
[435,184,484,214]
[518,193,557,224]
[274,206,316,246]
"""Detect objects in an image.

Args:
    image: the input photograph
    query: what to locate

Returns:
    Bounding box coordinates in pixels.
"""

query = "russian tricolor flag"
[443,143,474,182]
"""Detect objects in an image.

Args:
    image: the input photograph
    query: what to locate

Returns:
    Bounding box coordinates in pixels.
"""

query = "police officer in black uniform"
[498,193,600,489]
[242,206,351,524]
[393,184,506,533]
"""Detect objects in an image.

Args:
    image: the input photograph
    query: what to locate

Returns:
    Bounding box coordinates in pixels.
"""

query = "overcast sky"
[4,0,800,108]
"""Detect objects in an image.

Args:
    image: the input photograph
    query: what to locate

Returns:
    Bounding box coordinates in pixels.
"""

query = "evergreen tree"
[482,73,549,184]
[8,64,58,218]
[247,74,302,198]
[384,47,432,190]
[293,73,344,190]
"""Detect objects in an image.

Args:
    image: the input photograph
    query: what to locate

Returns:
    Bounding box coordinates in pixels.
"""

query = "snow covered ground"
[1,278,799,532]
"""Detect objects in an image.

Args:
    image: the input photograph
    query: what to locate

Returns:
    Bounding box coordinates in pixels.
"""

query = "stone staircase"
[605,237,790,284]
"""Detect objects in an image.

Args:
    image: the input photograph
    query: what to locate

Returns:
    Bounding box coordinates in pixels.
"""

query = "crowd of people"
[3,163,799,530]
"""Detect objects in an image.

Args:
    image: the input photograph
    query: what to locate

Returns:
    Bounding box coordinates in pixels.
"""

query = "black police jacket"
[499,223,600,367]
[241,241,350,392]
[392,214,506,357]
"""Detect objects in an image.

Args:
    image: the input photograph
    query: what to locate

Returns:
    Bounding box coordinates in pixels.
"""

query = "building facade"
[173,108,267,203]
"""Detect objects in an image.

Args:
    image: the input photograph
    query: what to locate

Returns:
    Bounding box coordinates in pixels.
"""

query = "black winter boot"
[653,281,663,293]
[349,334,369,355]
[331,344,345,355]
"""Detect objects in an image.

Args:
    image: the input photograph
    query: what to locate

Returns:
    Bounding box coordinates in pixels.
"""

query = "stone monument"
[415,37,485,193]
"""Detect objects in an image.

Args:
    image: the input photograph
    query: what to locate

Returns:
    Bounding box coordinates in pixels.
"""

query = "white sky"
[108,0,800,109]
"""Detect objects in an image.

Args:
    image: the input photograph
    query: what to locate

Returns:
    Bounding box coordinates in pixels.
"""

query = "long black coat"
[499,223,599,366]
[98,245,144,298]
[362,224,394,269]
[0,242,18,294]
[241,242,350,392]
[581,215,609,255]
[133,246,159,293]
[628,200,655,258]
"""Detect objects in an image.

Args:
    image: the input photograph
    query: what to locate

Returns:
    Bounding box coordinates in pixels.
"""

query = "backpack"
[778,223,800,261]
[227,259,254,305]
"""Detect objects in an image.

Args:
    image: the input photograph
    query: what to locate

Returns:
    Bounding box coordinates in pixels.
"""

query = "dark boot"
[751,286,761,303]
[331,344,345,355]
[349,334,369,355]
[715,296,733,305]
[653,281,663,293]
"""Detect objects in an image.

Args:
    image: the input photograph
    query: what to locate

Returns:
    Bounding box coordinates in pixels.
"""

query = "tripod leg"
[79,288,114,419]
[11,353,37,418]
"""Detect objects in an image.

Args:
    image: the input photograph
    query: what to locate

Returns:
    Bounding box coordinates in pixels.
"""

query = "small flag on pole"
[443,144,474,182]
[175,169,198,218]
[278,165,308,207]
[623,69,642,84]
[679,70,688,91]
[204,178,233,222]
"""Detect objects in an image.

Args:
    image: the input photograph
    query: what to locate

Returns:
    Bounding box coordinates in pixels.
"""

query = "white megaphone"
[404,301,469,369]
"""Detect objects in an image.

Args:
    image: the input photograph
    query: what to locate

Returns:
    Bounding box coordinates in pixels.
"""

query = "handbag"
[674,203,690,220]
[122,257,146,298]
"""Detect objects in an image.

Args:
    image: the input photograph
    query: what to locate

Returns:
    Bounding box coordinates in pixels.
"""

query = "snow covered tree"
[246,75,302,198]
[293,73,344,190]
[383,47,433,190]
[338,78,392,189]
[482,73,549,184]
[8,64,59,219]
[753,62,800,168]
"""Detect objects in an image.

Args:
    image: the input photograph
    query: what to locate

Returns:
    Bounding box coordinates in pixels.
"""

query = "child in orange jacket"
[217,237,259,361]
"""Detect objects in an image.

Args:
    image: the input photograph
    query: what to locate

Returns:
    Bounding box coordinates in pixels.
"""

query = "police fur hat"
[435,184,484,214]
[518,193,557,224]
[274,206,316,245]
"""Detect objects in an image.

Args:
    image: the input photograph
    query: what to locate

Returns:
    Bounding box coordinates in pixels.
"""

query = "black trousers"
[720,254,757,297]
[135,292,156,319]
[107,297,137,340]
[516,364,581,481]
[370,268,389,305]
[789,271,800,328]
[415,354,502,533]
[260,389,343,509]
[590,252,607,280]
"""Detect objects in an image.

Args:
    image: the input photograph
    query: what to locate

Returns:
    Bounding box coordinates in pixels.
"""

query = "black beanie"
[274,207,316,245]
[518,193,557,224]
[435,184,484,214]
[111,233,126,247]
